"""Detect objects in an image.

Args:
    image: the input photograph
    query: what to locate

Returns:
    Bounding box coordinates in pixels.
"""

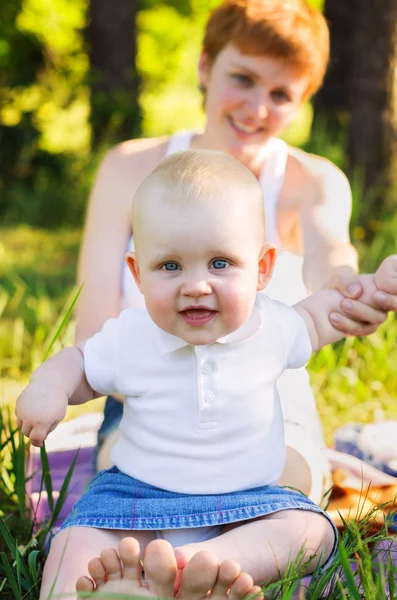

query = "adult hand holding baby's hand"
[374,254,397,296]
[16,382,68,447]
[328,255,397,335]
[327,273,387,336]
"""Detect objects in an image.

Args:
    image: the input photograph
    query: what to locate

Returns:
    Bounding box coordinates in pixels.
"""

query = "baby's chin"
[178,330,221,346]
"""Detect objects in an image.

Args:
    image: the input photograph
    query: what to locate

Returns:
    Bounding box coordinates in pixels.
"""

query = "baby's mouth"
[180,308,217,326]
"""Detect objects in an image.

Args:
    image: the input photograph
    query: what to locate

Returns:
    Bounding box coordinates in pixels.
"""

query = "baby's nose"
[181,277,212,296]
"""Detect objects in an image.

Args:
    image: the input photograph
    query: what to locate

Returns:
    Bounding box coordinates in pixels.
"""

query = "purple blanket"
[27,446,95,527]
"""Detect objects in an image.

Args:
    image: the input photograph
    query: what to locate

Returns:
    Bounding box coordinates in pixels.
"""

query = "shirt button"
[202,363,212,375]
[204,391,214,403]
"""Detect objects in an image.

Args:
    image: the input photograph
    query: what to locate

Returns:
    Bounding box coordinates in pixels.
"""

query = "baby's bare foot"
[176,552,263,600]
[75,537,176,598]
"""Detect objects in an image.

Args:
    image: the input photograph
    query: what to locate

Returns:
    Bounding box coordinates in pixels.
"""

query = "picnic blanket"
[329,422,397,532]
[26,413,102,527]
[26,414,397,533]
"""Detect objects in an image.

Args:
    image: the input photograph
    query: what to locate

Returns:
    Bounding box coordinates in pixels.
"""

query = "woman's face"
[199,44,310,171]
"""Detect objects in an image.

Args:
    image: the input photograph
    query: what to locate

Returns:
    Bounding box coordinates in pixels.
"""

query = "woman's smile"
[227,115,265,138]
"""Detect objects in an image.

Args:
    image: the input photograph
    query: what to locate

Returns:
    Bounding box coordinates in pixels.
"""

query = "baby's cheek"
[223,296,251,330]
[145,296,171,329]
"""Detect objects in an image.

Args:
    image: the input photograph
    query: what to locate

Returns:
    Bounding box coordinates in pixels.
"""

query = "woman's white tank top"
[121,131,307,309]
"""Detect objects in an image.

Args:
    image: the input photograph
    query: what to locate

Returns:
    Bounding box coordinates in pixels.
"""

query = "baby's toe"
[210,559,241,599]
[177,550,219,599]
[229,572,262,600]
[143,539,177,598]
[118,537,143,582]
[99,547,122,581]
[75,575,95,594]
[86,556,108,588]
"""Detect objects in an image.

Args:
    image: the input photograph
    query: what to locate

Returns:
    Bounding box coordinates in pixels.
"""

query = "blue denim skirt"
[60,466,337,545]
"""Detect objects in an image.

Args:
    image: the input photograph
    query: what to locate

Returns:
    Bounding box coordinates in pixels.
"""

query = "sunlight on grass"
[0,226,80,295]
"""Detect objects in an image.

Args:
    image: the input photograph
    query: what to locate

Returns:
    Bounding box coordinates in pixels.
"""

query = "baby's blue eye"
[163,262,179,271]
[212,259,229,269]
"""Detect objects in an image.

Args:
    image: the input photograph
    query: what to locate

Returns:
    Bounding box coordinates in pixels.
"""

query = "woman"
[76,0,396,504]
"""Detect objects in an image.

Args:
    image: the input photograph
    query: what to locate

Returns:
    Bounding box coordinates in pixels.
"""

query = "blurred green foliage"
[1,0,324,228]
[0,0,90,227]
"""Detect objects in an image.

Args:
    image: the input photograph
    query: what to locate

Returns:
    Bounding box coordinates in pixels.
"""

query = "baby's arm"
[15,343,99,447]
[295,255,397,352]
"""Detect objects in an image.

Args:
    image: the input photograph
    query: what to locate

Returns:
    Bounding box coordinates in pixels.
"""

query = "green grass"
[0,226,103,418]
[309,314,397,445]
[0,225,80,386]
[0,226,80,298]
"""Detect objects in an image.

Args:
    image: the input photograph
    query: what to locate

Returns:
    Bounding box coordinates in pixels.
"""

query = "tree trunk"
[314,0,355,129]
[347,0,397,227]
[88,0,141,146]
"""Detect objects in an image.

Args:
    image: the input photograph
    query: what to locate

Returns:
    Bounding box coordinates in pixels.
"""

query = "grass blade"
[338,543,361,600]
[46,448,79,530]
[27,550,40,581]
[40,444,54,513]
[42,284,83,361]
[0,517,30,582]
[1,552,21,598]
[14,431,27,518]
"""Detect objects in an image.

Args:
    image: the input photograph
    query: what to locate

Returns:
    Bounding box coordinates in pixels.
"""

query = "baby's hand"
[374,254,397,295]
[16,382,68,447]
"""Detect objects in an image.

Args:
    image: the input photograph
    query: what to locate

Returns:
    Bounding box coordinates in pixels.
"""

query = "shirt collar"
[155,328,190,356]
[216,303,263,344]
[155,300,263,356]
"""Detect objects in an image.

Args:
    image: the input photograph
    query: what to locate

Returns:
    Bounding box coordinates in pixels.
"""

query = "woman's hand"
[326,272,396,336]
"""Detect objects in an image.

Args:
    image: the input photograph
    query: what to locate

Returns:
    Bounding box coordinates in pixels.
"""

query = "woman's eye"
[212,259,229,269]
[231,73,253,87]
[271,89,291,103]
[163,262,179,271]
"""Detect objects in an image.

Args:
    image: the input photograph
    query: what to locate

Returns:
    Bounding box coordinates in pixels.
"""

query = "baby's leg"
[40,526,155,599]
[175,509,335,585]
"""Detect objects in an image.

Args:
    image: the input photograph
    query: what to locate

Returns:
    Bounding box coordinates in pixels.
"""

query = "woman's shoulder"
[85,136,172,236]
[287,145,347,182]
[102,136,171,181]
[282,145,351,208]
[288,146,344,177]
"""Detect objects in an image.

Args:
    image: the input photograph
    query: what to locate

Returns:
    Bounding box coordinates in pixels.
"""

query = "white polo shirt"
[84,294,312,494]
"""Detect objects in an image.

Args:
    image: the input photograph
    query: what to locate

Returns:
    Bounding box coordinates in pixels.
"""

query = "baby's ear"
[125,252,142,291]
[257,244,276,291]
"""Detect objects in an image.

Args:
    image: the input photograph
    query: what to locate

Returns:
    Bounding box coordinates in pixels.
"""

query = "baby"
[16,150,397,600]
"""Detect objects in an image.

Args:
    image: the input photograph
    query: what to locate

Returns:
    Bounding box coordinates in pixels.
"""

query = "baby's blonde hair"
[132,149,266,247]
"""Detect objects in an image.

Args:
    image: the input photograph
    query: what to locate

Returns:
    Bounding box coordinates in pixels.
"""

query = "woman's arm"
[75,138,168,343]
[299,159,358,293]
[297,156,393,334]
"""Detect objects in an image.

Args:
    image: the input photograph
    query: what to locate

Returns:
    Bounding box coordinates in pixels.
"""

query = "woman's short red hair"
[203,0,329,99]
